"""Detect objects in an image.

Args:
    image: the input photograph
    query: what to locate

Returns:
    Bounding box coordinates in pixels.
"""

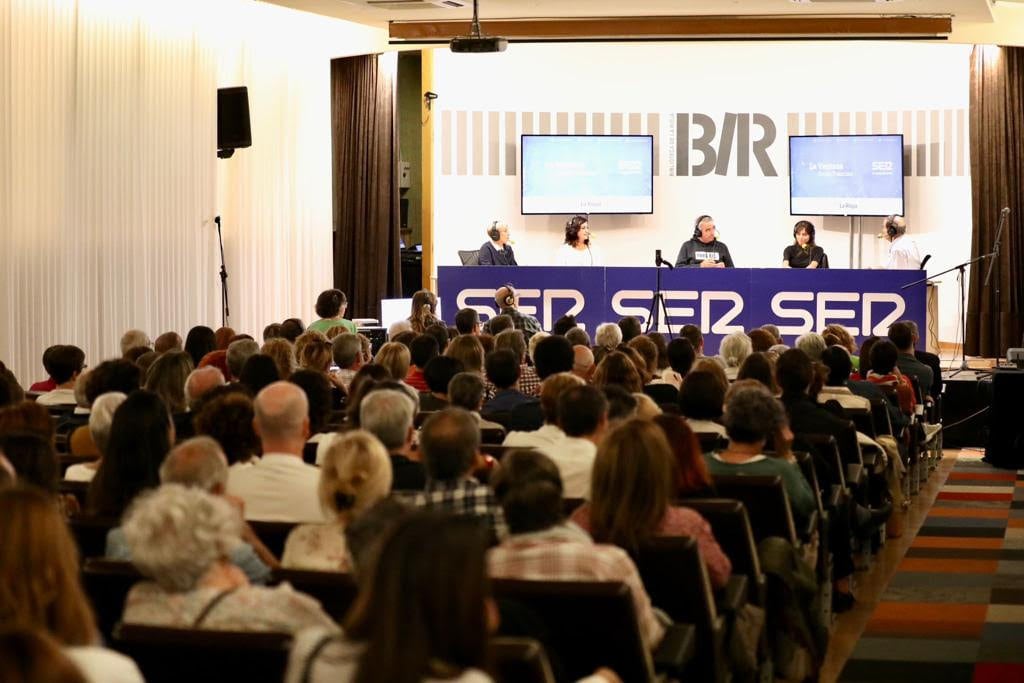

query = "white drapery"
[0,0,384,384]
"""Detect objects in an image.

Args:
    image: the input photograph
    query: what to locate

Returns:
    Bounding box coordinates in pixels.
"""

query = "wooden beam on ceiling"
[389,15,953,41]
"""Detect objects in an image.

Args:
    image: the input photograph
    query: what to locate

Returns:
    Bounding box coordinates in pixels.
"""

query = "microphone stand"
[215,215,230,328]
[645,250,673,338]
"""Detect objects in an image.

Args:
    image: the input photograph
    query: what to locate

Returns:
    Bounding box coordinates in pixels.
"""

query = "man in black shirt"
[675,214,735,268]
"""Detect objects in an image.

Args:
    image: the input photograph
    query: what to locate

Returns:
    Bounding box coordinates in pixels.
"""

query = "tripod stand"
[645,249,673,337]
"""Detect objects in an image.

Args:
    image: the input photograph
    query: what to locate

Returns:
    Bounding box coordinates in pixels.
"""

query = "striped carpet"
[840,452,1024,683]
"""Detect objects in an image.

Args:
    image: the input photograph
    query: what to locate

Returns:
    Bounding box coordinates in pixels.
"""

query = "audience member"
[653,414,714,498]
[183,326,216,368]
[592,351,643,394]
[748,328,776,354]
[572,344,596,382]
[120,329,151,356]
[448,372,505,432]
[87,390,172,518]
[63,392,126,483]
[489,450,665,650]
[212,326,235,351]
[406,409,507,542]
[121,485,335,632]
[678,370,727,436]
[374,341,412,382]
[330,333,364,392]
[144,350,193,414]
[888,321,934,399]
[226,382,327,523]
[794,332,827,363]
[680,324,704,356]
[184,366,225,411]
[420,356,463,411]
[282,430,392,571]
[454,307,481,335]
[552,313,578,336]
[84,359,140,405]
[29,345,59,392]
[617,316,642,343]
[572,418,731,587]
[482,349,539,430]
[485,314,513,336]
[446,334,486,376]
[238,353,280,396]
[280,318,306,343]
[405,334,439,392]
[736,351,778,394]
[565,326,591,348]
[492,285,541,339]
[359,388,425,491]
[289,370,334,459]
[663,338,696,389]
[408,289,443,334]
[309,288,356,335]
[193,388,260,467]
[0,432,59,497]
[494,329,541,396]
[36,345,85,406]
[594,322,622,350]
[261,338,296,380]
[154,331,183,353]
[603,385,638,427]
[226,338,260,380]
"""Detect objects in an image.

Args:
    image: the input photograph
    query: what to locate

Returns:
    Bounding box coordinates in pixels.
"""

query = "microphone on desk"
[919,254,932,270]
[655,249,674,269]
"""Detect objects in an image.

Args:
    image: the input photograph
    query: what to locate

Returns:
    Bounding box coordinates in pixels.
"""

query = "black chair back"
[492,637,557,683]
[112,623,291,683]
[248,520,297,558]
[696,431,728,454]
[82,559,144,643]
[481,427,507,444]
[459,249,481,266]
[491,578,654,682]
[679,498,765,606]
[270,569,358,623]
[711,475,797,544]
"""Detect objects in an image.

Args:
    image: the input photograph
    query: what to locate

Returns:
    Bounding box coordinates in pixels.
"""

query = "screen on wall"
[521,135,654,215]
[789,134,905,217]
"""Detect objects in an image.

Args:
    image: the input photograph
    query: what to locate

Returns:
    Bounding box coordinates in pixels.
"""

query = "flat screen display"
[789,134,905,217]
[521,135,654,215]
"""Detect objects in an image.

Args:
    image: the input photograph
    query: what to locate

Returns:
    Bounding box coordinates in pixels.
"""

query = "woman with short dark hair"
[310,289,356,335]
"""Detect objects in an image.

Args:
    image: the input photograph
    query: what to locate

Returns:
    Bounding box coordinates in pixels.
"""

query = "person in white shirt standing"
[227,381,329,523]
[881,214,922,270]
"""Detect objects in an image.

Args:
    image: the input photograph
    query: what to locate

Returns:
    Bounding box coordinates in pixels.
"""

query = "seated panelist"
[478,221,517,266]
[556,214,600,266]
[782,220,827,269]
[675,214,735,268]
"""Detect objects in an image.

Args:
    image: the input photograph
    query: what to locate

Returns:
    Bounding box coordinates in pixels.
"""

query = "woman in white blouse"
[281,430,393,571]
[556,215,600,266]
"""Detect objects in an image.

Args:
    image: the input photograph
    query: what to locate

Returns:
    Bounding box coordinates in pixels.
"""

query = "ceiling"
[264,0,993,25]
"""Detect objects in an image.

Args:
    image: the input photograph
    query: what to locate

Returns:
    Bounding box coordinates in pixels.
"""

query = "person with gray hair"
[704,381,815,522]
[226,338,260,380]
[407,408,508,542]
[106,436,276,582]
[184,366,226,411]
[330,333,364,392]
[794,332,827,362]
[226,381,327,522]
[718,330,753,380]
[359,388,425,491]
[565,326,591,348]
[120,329,151,356]
[120,484,336,632]
[387,319,413,339]
[63,392,126,482]
[594,322,622,350]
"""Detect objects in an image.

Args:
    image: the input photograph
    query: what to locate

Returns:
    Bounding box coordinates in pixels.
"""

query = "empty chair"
[458,249,481,265]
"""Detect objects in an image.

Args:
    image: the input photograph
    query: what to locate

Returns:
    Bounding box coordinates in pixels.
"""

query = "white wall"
[429,42,973,344]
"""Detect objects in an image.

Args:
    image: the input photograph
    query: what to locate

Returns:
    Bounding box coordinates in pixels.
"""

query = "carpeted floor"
[839,452,1024,683]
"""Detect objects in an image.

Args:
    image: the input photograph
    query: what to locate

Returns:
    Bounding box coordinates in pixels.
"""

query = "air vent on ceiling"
[365,0,467,9]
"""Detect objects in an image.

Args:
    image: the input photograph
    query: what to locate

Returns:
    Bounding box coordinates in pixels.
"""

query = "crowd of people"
[0,284,943,683]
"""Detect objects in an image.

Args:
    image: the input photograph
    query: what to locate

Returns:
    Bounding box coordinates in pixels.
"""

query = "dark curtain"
[967,46,1024,357]
[331,55,402,321]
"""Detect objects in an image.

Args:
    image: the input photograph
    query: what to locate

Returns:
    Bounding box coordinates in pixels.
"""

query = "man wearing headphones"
[492,284,541,338]
[880,215,921,270]
[478,221,518,266]
[675,214,735,268]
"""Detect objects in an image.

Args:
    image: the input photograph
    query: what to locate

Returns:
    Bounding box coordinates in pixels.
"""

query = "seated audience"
[736,351,778,394]
[482,349,534,414]
[213,326,236,351]
[331,333,365,392]
[184,325,216,368]
[36,345,85,406]
[406,409,508,542]
[144,350,193,415]
[359,388,426,491]
[703,382,816,522]
[227,381,328,523]
[87,390,173,518]
[374,341,412,383]
[533,334,575,381]
[748,328,776,354]
[617,316,642,343]
[822,324,860,370]
[193,388,260,468]
[602,385,638,428]
[680,324,705,357]
[0,487,144,683]
[420,355,463,411]
[408,289,443,334]
[106,436,274,583]
[572,344,596,382]
[592,351,643,394]
[309,288,356,335]
[63,392,126,482]
[121,485,336,632]
[282,430,392,571]
[0,433,60,502]
[888,320,934,399]
[154,331,183,353]
[678,370,727,437]
[287,514,494,683]
[120,329,151,357]
[448,372,505,434]
[184,366,225,411]
[226,338,260,381]
[794,332,827,363]
[565,326,591,348]
[262,338,296,380]
[280,318,306,344]
[571,418,731,588]
[653,414,715,498]
[454,307,481,335]
[489,450,665,650]
[594,322,623,350]
[83,359,140,406]
[446,335,486,376]
[29,345,59,392]
[494,329,541,396]
[238,353,281,396]
[718,331,752,381]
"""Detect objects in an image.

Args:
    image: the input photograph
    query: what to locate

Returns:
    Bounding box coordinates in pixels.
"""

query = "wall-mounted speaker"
[217,87,251,158]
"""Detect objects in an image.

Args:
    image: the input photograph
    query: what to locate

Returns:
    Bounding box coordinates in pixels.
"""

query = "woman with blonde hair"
[282,431,393,570]
[0,487,144,682]
[570,418,731,588]
[408,289,443,334]
[445,335,486,375]
[261,337,296,380]
[374,342,411,382]
[592,351,643,394]
[143,350,193,413]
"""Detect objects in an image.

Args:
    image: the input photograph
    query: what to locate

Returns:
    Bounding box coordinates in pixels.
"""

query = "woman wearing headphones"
[880,215,921,270]
[556,215,600,266]
[674,214,735,268]
[477,221,517,266]
[782,220,827,269]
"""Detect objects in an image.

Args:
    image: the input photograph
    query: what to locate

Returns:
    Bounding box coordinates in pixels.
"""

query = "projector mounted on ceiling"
[450,0,507,53]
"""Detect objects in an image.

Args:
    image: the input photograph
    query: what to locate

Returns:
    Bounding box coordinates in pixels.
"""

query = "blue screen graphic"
[521,135,653,215]
[789,135,904,216]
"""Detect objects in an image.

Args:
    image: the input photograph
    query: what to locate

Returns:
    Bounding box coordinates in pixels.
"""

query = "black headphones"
[487,221,503,242]
[793,220,815,247]
[885,215,903,237]
[497,283,516,307]
[692,215,714,239]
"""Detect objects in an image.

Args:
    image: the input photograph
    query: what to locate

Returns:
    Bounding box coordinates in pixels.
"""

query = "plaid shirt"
[406,478,509,542]
[499,306,542,339]
[487,524,665,650]
[484,364,541,399]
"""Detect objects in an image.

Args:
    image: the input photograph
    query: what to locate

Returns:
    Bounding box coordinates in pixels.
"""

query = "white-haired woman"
[718,331,752,381]
[282,431,393,571]
[121,484,336,633]
[594,322,622,350]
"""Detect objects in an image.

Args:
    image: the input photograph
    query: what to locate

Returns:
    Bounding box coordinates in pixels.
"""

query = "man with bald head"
[226,381,327,522]
[185,366,226,411]
[572,345,595,382]
[154,331,183,354]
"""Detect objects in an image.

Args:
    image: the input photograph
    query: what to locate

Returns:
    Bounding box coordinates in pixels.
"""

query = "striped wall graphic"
[438,109,967,178]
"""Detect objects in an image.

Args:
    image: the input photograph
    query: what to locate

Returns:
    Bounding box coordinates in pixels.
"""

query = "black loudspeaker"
[984,370,1024,469]
[217,87,252,155]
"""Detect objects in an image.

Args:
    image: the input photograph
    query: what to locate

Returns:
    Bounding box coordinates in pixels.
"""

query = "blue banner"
[438,266,927,355]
